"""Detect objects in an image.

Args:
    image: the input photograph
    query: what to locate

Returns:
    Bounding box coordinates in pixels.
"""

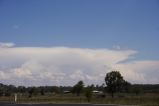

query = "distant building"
[63,90,71,94]
[92,90,103,94]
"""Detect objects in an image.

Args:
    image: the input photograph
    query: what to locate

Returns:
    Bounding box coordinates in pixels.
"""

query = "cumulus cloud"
[116,61,159,84]
[0,45,158,86]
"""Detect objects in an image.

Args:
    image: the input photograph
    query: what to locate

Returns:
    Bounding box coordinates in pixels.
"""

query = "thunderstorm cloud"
[0,42,159,86]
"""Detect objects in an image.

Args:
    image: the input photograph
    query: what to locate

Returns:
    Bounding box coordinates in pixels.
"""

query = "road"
[0,103,119,106]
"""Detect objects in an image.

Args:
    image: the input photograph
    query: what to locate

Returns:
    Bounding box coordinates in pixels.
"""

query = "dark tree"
[85,86,93,102]
[17,86,26,93]
[49,86,60,94]
[132,85,143,95]
[28,87,38,98]
[72,80,84,96]
[40,88,45,95]
[105,71,125,98]
[122,81,131,93]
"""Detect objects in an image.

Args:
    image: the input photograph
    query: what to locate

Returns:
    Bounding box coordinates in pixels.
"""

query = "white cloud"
[0,45,158,86]
[0,42,15,48]
[116,61,159,84]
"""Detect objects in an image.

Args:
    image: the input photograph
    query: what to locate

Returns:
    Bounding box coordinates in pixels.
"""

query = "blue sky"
[0,0,159,85]
[0,0,159,50]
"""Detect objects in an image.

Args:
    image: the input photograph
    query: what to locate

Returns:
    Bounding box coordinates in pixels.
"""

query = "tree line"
[0,71,159,99]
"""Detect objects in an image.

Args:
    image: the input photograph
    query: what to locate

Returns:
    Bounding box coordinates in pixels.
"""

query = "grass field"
[0,93,159,106]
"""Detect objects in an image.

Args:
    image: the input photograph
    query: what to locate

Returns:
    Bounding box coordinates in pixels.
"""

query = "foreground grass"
[0,93,159,106]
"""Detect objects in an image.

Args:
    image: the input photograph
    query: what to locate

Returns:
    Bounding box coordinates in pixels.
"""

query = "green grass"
[0,93,159,106]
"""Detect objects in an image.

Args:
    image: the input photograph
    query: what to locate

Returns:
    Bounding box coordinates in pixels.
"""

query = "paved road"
[0,103,118,106]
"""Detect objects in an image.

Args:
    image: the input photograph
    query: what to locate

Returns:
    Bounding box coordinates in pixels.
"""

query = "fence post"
[14,93,17,103]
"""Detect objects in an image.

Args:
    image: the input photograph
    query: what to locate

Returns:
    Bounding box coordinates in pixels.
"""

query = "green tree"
[132,85,143,95]
[85,86,93,102]
[28,87,38,97]
[123,81,131,93]
[105,71,125,98]
[40,88,45,96]
[28,87,34,98]
[72,80,84,96]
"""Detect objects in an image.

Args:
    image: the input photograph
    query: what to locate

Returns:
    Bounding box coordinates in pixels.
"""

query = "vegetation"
[72,80,84,96]
[105,71,129,98]
[84,86,93,102]
[0,71,159,105]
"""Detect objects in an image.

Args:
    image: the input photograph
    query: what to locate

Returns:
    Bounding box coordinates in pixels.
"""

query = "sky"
[0,0,159,86]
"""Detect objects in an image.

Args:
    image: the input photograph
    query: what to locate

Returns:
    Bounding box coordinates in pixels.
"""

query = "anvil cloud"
[0,43,159,86]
